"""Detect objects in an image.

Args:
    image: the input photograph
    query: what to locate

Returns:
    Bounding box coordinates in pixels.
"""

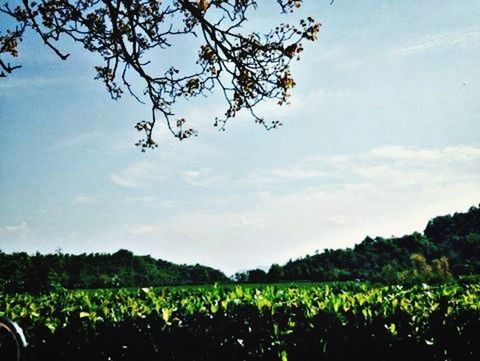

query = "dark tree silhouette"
[0,0,320,149]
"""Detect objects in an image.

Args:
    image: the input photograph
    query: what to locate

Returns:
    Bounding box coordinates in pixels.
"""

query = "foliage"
[1,282,479,360]
[2,206,479,291]
[397,254,453,286]
[237,205,480,284]
[0,0,320,148]
[0,249,228,293]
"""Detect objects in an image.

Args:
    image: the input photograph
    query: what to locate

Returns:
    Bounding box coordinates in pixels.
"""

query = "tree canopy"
[0,0,320,149]
[235,205,480,284]
[0,249,229,293]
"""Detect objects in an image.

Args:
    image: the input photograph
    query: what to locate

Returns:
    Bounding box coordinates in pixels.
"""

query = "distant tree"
[410,253,431,275]
[247,268,267,283]
[0,0,320,149]
[267,263,284,282]
[373,262,401,284]
[398,253,453,285]
[430,256,452,283]
[233,271,249,283]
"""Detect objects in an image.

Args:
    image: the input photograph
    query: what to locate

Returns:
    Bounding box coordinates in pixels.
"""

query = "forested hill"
[1,205,479,292]
[237,205,480,284]
[0,249,228,293]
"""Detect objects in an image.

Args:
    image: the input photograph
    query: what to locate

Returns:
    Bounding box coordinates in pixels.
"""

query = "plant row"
[1,282,479,360]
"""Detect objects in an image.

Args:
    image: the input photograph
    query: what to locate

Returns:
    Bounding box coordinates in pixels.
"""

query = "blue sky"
[1,0,479,275]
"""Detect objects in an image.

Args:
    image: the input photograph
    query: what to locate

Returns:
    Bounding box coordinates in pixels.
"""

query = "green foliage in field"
[1,283,479,360]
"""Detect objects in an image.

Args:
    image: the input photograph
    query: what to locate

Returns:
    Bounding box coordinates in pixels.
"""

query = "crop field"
[1,282,479,361]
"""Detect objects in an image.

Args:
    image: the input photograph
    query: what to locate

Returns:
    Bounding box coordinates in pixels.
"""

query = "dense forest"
[0,249,228,293]
[1,205,479,292]
[236,205,480,284]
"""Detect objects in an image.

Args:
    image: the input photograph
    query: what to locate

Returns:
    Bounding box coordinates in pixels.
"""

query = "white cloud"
[0,222,29,236]
[0,76,65,90]
[124,197,181,209]
[182,168,228,187]
[124,196,159,203]
[233,87,354,125]
[350,145,480,188]
[50,132,100,150]
[111,156,228,189]
[0,74,89,98]
[111,160,157,188]
[33,145,478,275]
[241,167,326,185]
[369,145,480,160]
[118,145,480,274]
[392,28,480,57]
[129,224,160,236]
[72,195,98,204]
[242,145,480,189]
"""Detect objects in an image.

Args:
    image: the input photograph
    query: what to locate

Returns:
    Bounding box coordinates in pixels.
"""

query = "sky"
[1,0,479,276]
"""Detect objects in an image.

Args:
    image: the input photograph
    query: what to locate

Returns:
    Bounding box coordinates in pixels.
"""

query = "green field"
[1,281,480,360]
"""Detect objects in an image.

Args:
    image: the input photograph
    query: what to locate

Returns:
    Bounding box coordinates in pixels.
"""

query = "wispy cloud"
[182,168,229,187]
[50,132,100,150]
[241,167,326,185]
[0,76,63,90]
[72,195,98,205]
[112,145,480,192]
[111,160,158,188]
[118,145,480,274]
[111,159,228,189]
[124,196,159,203]
[392,28,480,57]
[0,75,87,97]
[234,88,353,124]
[0,222,29,236]
[332,28,480,68]
[242,145,480,189]
[124,197,180,209]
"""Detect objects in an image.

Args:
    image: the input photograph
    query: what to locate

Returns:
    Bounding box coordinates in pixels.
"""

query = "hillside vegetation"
[1,205,479,292]
[0,249,228,293]
[237,205,480,284]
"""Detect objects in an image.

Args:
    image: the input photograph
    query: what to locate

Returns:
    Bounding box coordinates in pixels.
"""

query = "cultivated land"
[1,281,479,361]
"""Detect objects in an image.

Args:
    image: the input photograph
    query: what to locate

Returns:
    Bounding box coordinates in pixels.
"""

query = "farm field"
[1,281,480,361]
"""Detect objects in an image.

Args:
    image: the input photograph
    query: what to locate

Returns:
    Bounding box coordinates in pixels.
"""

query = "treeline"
[236,205,480,284]
[0,249,228,293]
[1,205,479,292]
